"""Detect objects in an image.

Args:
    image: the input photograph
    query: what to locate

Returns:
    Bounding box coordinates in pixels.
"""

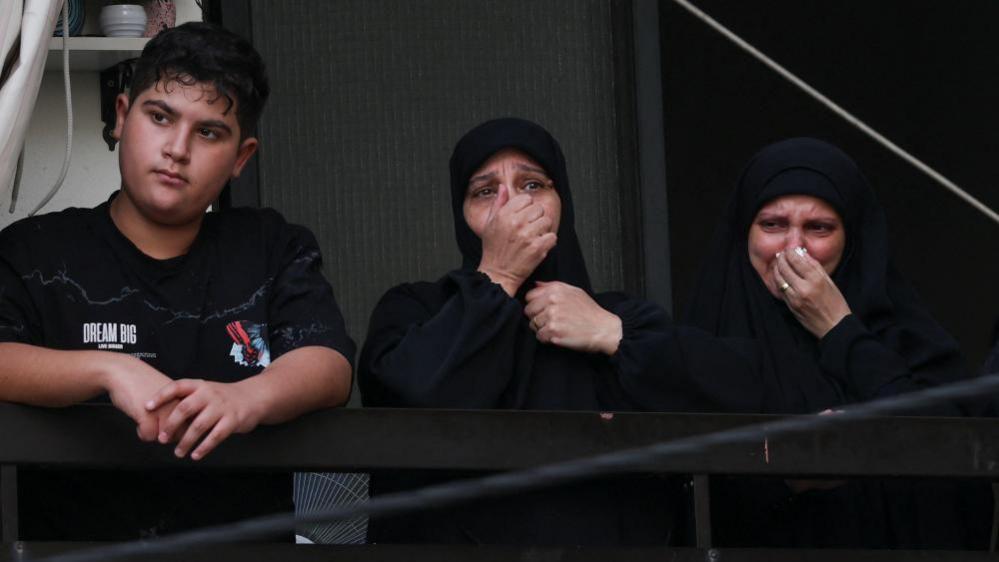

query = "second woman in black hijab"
[685,137,990,549]
[359,118,701,546]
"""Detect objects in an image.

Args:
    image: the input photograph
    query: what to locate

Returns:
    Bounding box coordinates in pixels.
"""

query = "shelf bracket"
[100,60,134,151]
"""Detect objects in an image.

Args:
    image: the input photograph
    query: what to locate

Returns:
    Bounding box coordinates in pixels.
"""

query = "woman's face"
[462,148,561,238]
[748,194,846,297]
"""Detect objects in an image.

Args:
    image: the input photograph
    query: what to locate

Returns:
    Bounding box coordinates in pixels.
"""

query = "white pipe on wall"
[0,0,63,204]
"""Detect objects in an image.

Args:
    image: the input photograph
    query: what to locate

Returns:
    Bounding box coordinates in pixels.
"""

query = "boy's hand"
[146,379,264,460]
[102,354,177,442]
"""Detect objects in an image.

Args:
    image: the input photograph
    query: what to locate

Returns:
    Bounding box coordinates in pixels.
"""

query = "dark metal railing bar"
[4,543,998,562]
[28,373,999,562]
[3,405,999,477]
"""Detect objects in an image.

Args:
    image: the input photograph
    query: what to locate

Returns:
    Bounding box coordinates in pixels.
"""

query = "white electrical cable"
[26,0,72,217]
[670,0,999,226]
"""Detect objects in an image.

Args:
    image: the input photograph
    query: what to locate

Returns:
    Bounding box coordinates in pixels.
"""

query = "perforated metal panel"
[248,0,638,350]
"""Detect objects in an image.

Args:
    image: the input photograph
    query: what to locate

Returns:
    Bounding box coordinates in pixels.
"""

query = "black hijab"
[449,117,592,295]
[685,137,964,413]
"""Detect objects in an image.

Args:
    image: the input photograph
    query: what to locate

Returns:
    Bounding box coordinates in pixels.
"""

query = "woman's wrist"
[596,313,623,355]
[477,265,521,297]
[816,307,851,339]
[818,312,855,343]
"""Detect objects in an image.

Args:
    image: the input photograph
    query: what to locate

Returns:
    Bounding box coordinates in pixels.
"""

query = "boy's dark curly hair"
[129,22,269,138]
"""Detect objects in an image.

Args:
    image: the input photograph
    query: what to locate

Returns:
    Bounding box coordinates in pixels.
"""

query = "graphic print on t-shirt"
[226,320,271,368]
[82,321,138,350]
[21,265,272,325]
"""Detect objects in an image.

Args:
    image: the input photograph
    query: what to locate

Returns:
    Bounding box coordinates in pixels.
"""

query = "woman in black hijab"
[685,137,989,548]
[359,117,701,546]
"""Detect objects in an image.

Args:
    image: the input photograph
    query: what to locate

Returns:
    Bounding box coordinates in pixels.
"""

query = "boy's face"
[113,79,257,227]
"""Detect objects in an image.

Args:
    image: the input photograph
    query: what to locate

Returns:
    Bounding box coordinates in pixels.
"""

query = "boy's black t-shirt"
[0,195,356,540]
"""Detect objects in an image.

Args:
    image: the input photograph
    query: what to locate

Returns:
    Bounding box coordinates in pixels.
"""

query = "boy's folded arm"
[246,345,353,423]
[0,342,160,404]
[0,341,176,440]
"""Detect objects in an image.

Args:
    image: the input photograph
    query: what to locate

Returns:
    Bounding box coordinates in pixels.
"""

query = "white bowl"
[103,23,146,30]
[100,5,146,37]
[103,24,146,38]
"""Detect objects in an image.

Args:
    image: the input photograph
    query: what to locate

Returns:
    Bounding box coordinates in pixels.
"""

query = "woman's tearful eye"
[757,217,787,232]
[806,221,837,234]
[521,179,552,193]
[468,185,496,199]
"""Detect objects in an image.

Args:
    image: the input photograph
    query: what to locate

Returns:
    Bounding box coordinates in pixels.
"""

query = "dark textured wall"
[248,0,638,350]
[662,1,999,365]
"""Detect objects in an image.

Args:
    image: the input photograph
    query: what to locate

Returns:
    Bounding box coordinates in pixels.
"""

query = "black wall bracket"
[99,60,134,151]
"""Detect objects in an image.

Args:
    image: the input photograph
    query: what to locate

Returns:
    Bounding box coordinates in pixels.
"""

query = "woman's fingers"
[523,215,554,238]
[773,262,794,299]
[524,295,546,317]
[493,184,513,209]
[529,313,548,333]
[478,194,556,296]
[778,249,833,296]
[784,246,822,280]
[484,185,510,226]
[523,283,547,303]
[522,282,622,355]
[775,249,852,338]
[520,203,545,223]
[505,200,552,236]
[780,248,808,279]
[775,253,802,292]
[536,324,556,344]
[486,189,529,229]
[525,281,566,317]
[535,232,557,254]
[500,191,533,215]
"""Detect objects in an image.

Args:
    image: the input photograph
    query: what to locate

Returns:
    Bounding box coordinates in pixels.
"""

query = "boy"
[0,22,355,539]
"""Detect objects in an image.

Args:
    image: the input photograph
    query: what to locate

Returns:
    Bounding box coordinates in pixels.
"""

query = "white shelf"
[46,37,149,72]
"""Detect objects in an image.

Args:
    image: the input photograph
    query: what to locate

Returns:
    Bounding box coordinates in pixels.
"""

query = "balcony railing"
[2,403,998,561]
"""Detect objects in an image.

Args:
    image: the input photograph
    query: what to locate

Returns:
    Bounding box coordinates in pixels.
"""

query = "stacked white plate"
[100,5,147,38]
